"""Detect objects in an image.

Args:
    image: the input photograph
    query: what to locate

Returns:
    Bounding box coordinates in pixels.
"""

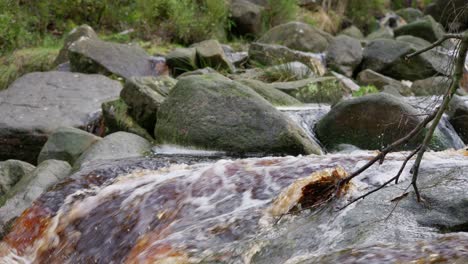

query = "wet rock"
[394,15,445,43]
[237,79,302,106]
[0,72,121,164]
[75,132,152,168]
[230,0,264,37]
[315,93,453,151]
[249,42,326,76]
[0,160,71,237]
[258,21,333,53]
[37,127,101,166]
[339,26,364,39]
[0,160,35,198]
[166,47,198,76]
[326,35,363,77]
[411,76,451,96]
[69,38,156,79]
[102,99,154,141]
[361,38,451,81]
[54,24,98,65]
[448,96,468,144]
[121,76,175,133]
[155,74,322,155]
[192,39,235,73]
[396,8,424,23]
[356,69,412,96]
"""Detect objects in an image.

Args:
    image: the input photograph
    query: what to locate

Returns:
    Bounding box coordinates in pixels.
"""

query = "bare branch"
[405,34,463,59]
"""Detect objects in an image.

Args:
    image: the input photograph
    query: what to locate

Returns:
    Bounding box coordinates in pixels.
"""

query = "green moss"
[0,47,59,90]
[352,85,379,97]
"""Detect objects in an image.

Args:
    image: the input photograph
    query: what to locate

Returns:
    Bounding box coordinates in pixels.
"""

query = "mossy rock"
[166,48,198,76]
[0,160,35,199]
[155,74,322,155]
[237,79,302,106]
[394,16,445,43]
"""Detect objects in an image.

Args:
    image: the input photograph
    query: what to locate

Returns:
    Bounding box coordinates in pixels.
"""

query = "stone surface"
[37,127,101,166]
[155,74,322,155]
[121,76,174,134]
[411,76,452,96]
[326,35,363,77]
[192,40,235,73]
[315,93,453,151]
[0,160,35,198]
[249,42,326,76]
[166,48,198,76]
[0,160,71,237]
[356,69,412,96]
[0,72,121,164]
[258,21,333,53]
[366,27,394,40]
[75,132,152,169]
[69,38,156,79]
[425,0,468,31]
[396,8,424,23]
[448,96,468,144]
[230,0,264,37]
[55,24,98,65]
[339,25,364,39]
[237,79,302,106]
[102,99,154,141]
[394,15,445,43]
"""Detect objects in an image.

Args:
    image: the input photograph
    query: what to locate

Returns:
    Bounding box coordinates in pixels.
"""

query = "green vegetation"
[262,0,298,30]
[352,85,379,97]
[0,47,59,90]
[295,79,344,105]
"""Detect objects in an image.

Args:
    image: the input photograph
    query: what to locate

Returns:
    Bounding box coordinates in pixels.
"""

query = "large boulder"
[326,35,363,77]
[166,48,198,76]
[411,76,451,96]
[396,8,424,23]
[237,79,302,106]
[315,93,453,151]
[155,74,322,155]
[74,132,152,169]
[448,96,468,144]
[230,0,264,37]
[192,40,235,73]
[394,16,445,43]
[37,127,101,166]
[356,69,412,96]
[360,39,452,81]
[54,24,98,65]
[0,72,121,164]
[69,38,157,79]
[258,22,333,53]
[120,76,175,134]
[249,42,326,76]
[0,160,35,198]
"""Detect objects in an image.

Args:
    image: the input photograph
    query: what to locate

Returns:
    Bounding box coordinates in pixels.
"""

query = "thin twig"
[405,34,462,59]
[395,145,421,184]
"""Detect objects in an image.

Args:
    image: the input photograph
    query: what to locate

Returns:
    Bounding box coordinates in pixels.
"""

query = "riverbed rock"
[155,74,322,155]
[448,96,468,144]
[249,42,326,76]
[394,15,445,43]
[258,21,333,53]
[121,76,174,134]
[102,99,154,141]
[69,38,156,79]
[37,127,101,166]
[339,25,364,39]
[356,69,412,96]
[192,40,235,73]
[166,48,198,76]
[315,93,451,151]
[360,38,451,81]
[0,160,35,198]
[230,0,264,37]
[366,27,394,40]
[237,79,302,106]
[326,35,363,77]
[55,24,98,65]
[396,7,424,23]
[411,76,451,96]
[75,132,152,169]
[0,71,121,164]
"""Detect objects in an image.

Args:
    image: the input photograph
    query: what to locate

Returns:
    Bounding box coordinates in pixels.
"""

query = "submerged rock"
[69,38,156,79]
[0,72,121,164]
[155,74,322,155]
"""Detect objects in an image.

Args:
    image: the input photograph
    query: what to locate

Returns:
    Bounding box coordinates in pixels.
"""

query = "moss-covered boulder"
[230,0,264,37]
[155,74,322,155]
[55,24,98,65]
[258,21,333,53]
[315,93,453,151]
[166,48,198,76]
[326,35,363,77]
[121,76,175,134]
[356,69,412,96]
[69,38,156,79]
[339,26,364,39]
[192,40,235,73]
[394,16,445,43]
[0,160,35,198]
[366,27,394,41]
[37,127,101,166]
[396,8,424,23]
[237,79,302,106]
[102,99,154,141]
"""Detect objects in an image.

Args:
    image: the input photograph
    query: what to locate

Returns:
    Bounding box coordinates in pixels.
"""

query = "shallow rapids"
[1,150,468,263]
